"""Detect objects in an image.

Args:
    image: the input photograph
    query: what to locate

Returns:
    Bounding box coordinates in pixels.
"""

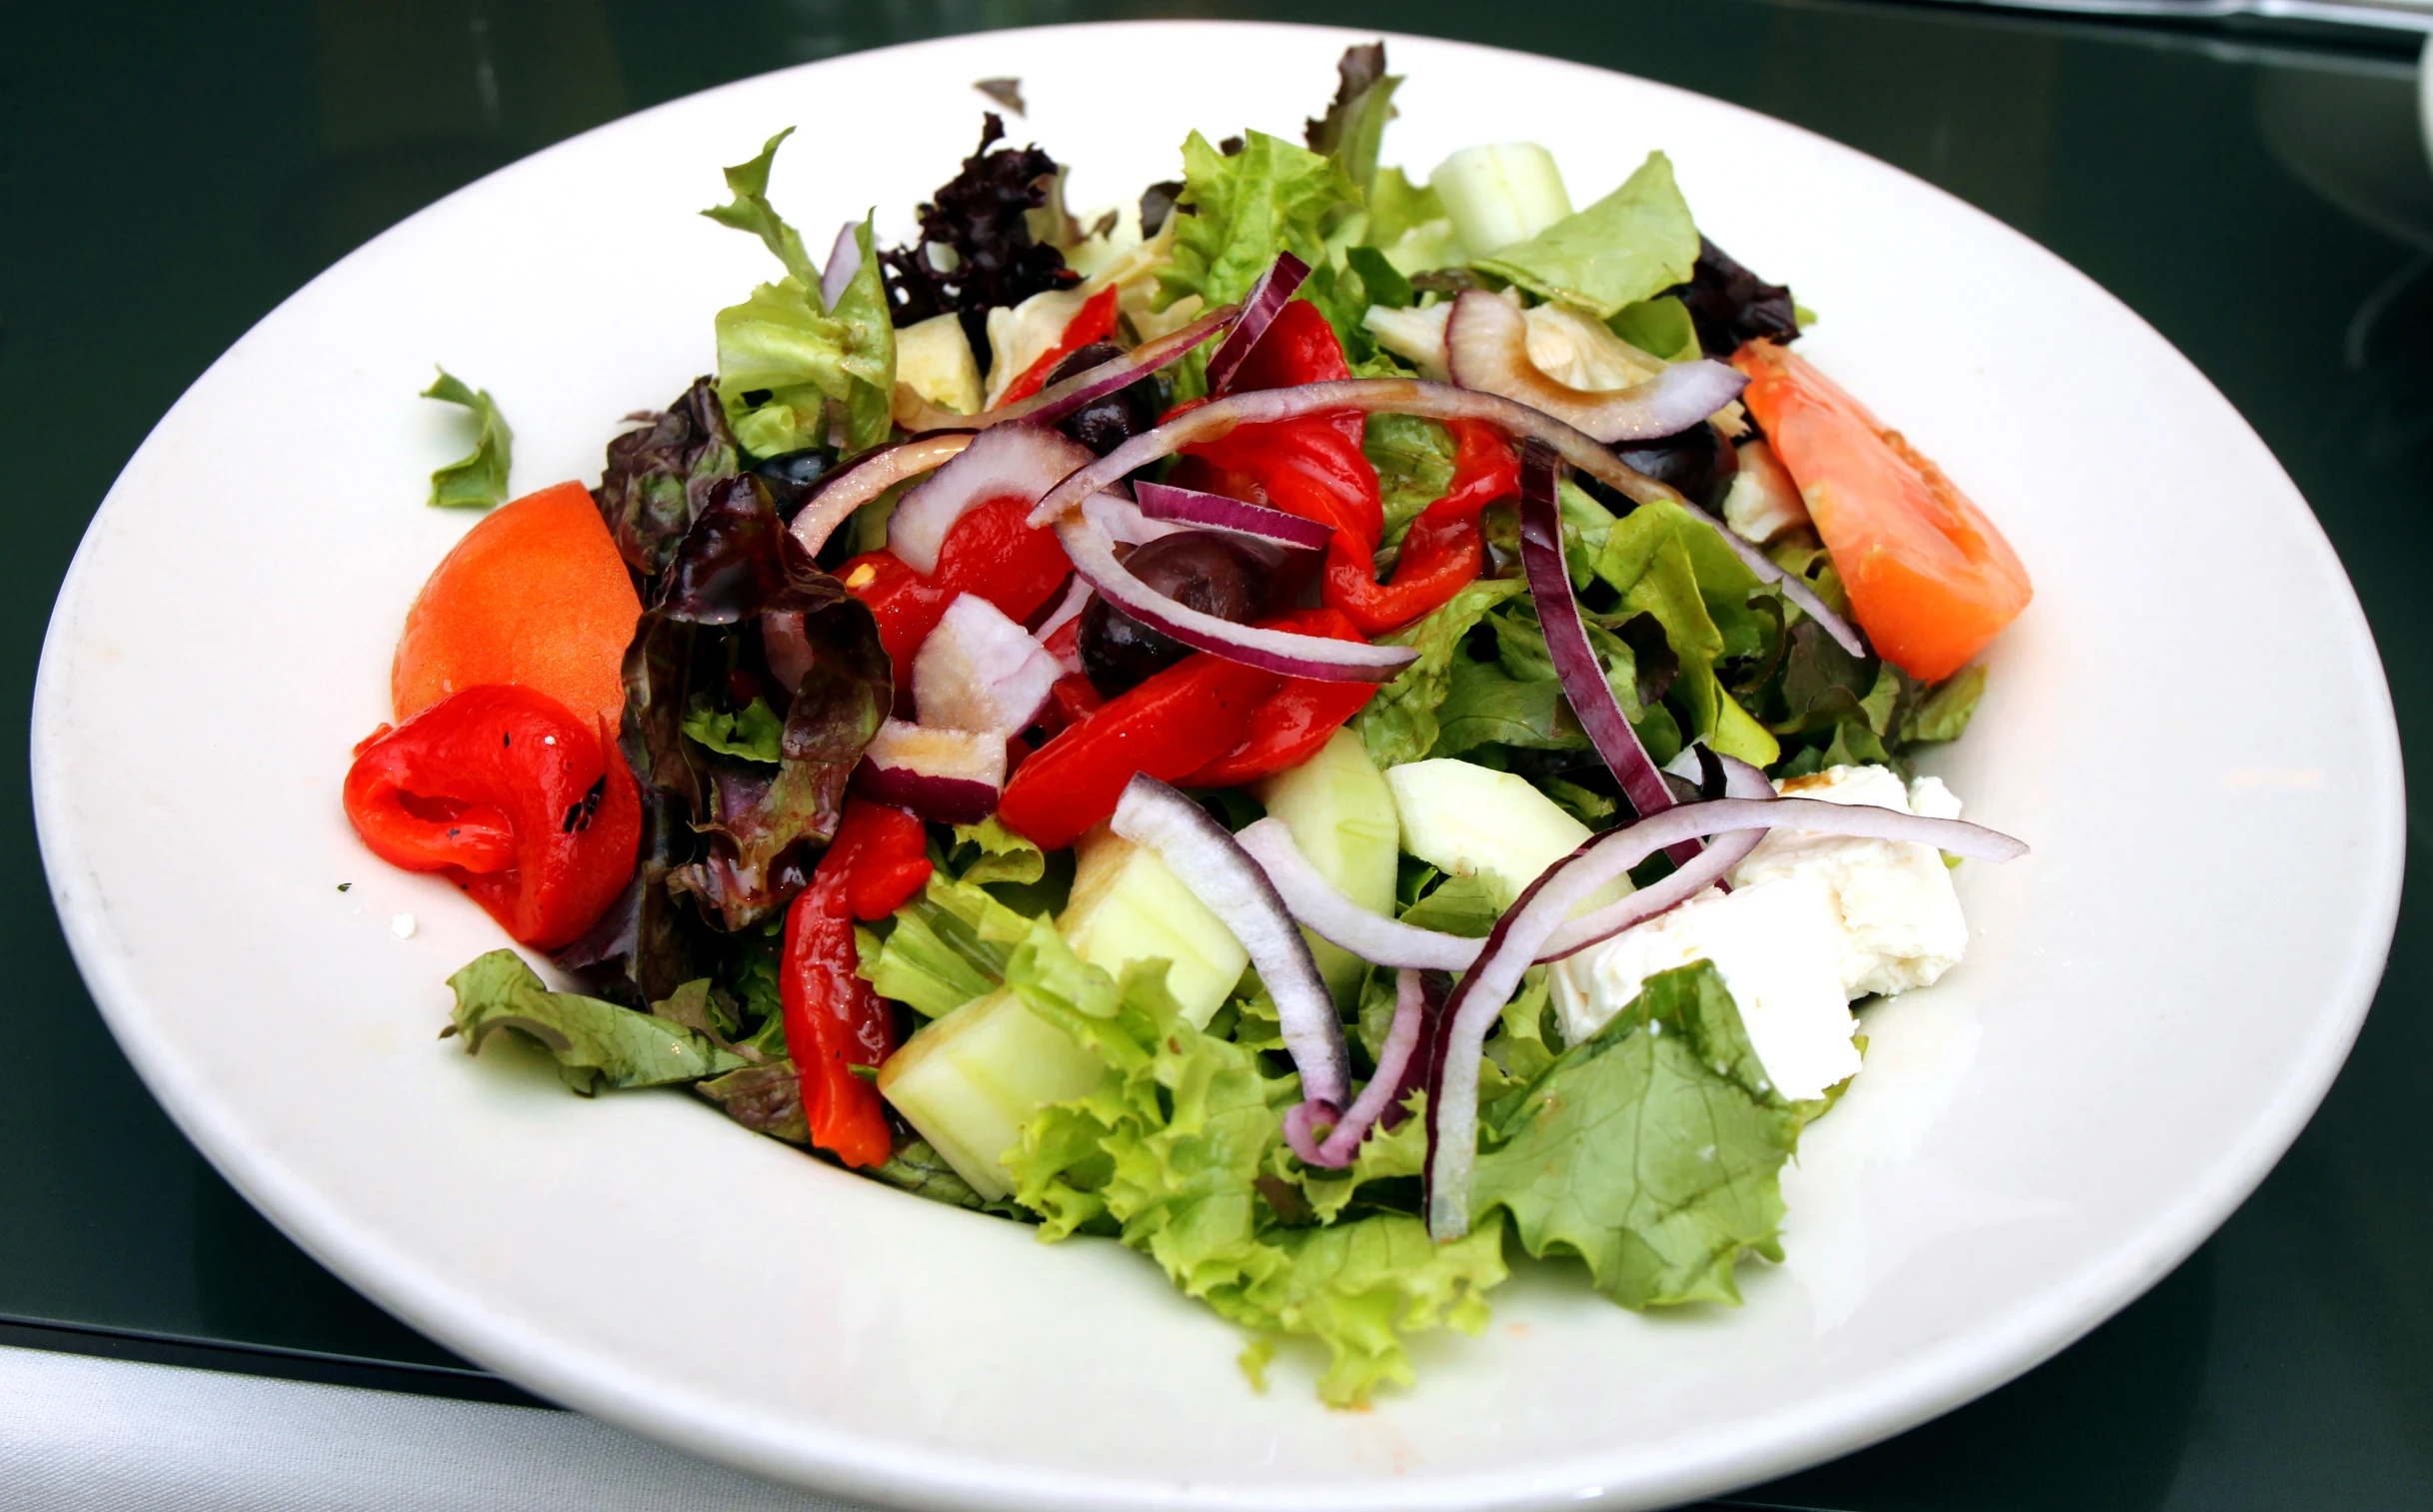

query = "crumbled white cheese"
[390,913,417,939]
[1550,875,1859,1102]
[1549,762,1971,1102]
[1734,764,1968,999]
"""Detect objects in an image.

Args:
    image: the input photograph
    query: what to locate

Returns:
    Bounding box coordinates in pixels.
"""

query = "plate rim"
[30,19,2408,1511]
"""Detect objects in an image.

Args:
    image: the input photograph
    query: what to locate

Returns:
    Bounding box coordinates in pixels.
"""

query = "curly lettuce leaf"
[1473,152,1700,319]
[682,694,785,763]
[420,369,513,510]
[1000,920,1505,1406]
[446,949,749,1095]
[595,377,741,582]
[1354,578,1528,767]
[702,128,817,285]
[879,115,1076,351]
[865,867,1038,1019]
[1471,960,1816,1308]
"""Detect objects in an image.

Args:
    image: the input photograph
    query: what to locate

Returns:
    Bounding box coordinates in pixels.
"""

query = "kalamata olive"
[753,448,834,520]
[1079,533,1273,696]
[1050,342,1161,459]
[1611,421,1739,511]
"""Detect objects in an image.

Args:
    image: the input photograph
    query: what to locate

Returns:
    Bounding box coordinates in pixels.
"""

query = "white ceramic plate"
[32,21,2403,1512]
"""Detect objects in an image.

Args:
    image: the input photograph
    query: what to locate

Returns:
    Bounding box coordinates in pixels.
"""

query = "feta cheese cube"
[1551,875,1860,1102]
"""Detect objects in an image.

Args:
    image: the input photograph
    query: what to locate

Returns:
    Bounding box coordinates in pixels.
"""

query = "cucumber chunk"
[877,987,1098,1201]
[1057,825,1246,1029]
[1428,143,1572,260]
[1256,729,1399,1001]
[1386,757,1629,911]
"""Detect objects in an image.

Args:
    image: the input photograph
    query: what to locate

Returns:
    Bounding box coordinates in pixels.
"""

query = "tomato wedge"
[1733,341,2030,683]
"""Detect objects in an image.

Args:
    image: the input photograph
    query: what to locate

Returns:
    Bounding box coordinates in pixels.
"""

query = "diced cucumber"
[1428,144,1572,261]
[1256,729,1399,1002]
[895,311,982,416]
[877,987,1099,1201]
[1386,757,1629,912]
[1057,825,1246,1029]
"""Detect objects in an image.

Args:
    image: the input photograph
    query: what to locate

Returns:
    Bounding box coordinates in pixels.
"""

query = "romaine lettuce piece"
[1474,151,1700,319]
[445,950,750,1095]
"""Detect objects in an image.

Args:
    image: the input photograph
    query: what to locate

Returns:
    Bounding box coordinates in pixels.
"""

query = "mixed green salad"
[347,43,2031,1407]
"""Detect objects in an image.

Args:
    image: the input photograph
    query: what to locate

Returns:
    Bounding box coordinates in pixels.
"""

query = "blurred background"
[2,2,2429,1507]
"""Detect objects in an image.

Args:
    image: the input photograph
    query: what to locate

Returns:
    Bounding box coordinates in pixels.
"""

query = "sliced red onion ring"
[1032,572,1093,645]
[1445,290,1747,443]
[1238,753,1773,972]
[913,594,1062,736]
[1283,966,1431,1169]
[1133,480,1333,552]
[854,719,1004,825]
[1516,442,1683,849]
[1421,794,2027,1239]
[1203,252,1311,396]
[820,220,861,313]
[890,425,1095,576]
[1056,515,1415,683]
[1111,773,1348,1109]
[1081,487,1187,547]
[789,431,974,560]
[1024,378,1863,657]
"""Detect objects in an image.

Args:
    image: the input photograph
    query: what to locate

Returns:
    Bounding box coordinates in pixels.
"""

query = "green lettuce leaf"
[1366,413,1454,551]
[1902,664,1987,745]
[1472,961,1817,1308]
[701,128,817,285]
[420,369,513,510]
[1473,152,1700,319]
[1302,42,1398,198]
[1609,294,1702,364]
[864,866,1041,1019]
[1354,578,1528,767]
[1000,920,1506,1405]
[446,950,750,1095]
[1159,130,1358,396]
[1592,499,1779,766]
[681,694,785,763]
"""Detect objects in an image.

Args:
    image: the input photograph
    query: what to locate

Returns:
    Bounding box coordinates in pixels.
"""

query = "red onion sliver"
[855,719,1005,825]
[1023,378,1864,656]
[1032,572,1092,644]
[820,220,861,313]
[789,431,974,560]
[1134,480,1333,551]
[1285,967,1431,1169]
[1081,488,1187,547]
[988,302,1243,429]
[1203,252,1311,396]
[1237,818,1477,970]
[913,594,1062,736]
[1444,290,1748,443]
[890,425,1095,575]
[1420,794,2027,1238]
[1111,774,1349,1109]
[1516,441,1683,844]
[1056,515,1415,683]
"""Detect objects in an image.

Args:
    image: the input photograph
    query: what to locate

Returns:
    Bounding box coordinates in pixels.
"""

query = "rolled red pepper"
[997,652,1279,849]
[781,797,934,1168]
[1175,300,1382,547]
[1175,609,1379,787]
[343,685,641,950]
[839,495,1074,676]
[1323,419,1520,635]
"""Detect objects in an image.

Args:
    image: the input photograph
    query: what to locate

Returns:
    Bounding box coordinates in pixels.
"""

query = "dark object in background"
[1609,420,1741,512]
[879,114,1077,353]
[751,448,833,522]
[1079,533,1273,695]
[1667,237,1800,357]
[1049,342,1161,458]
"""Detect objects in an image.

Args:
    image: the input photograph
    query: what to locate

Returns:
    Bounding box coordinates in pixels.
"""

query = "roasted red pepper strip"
[839,495,1073,676]
[343,685,641,950]
[1176,300,1381,546]
[997,653,1279,848]
[781,798,932,1168]
[1174,609,1379,787]
[1323,419,1520,635]
[997,285,1121,406]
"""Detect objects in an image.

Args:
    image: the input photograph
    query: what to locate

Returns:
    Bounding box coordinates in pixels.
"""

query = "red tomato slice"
[1733,341,2030,683]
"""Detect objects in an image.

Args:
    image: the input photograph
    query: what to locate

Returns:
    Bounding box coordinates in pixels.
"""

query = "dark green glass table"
[6,2,2427,1505]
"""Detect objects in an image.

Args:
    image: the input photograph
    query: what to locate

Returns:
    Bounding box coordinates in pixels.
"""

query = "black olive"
[1611,422,1739,512]
[752,448,834,521]
[1079,533,1274,696]
[1050,342,1161,459]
